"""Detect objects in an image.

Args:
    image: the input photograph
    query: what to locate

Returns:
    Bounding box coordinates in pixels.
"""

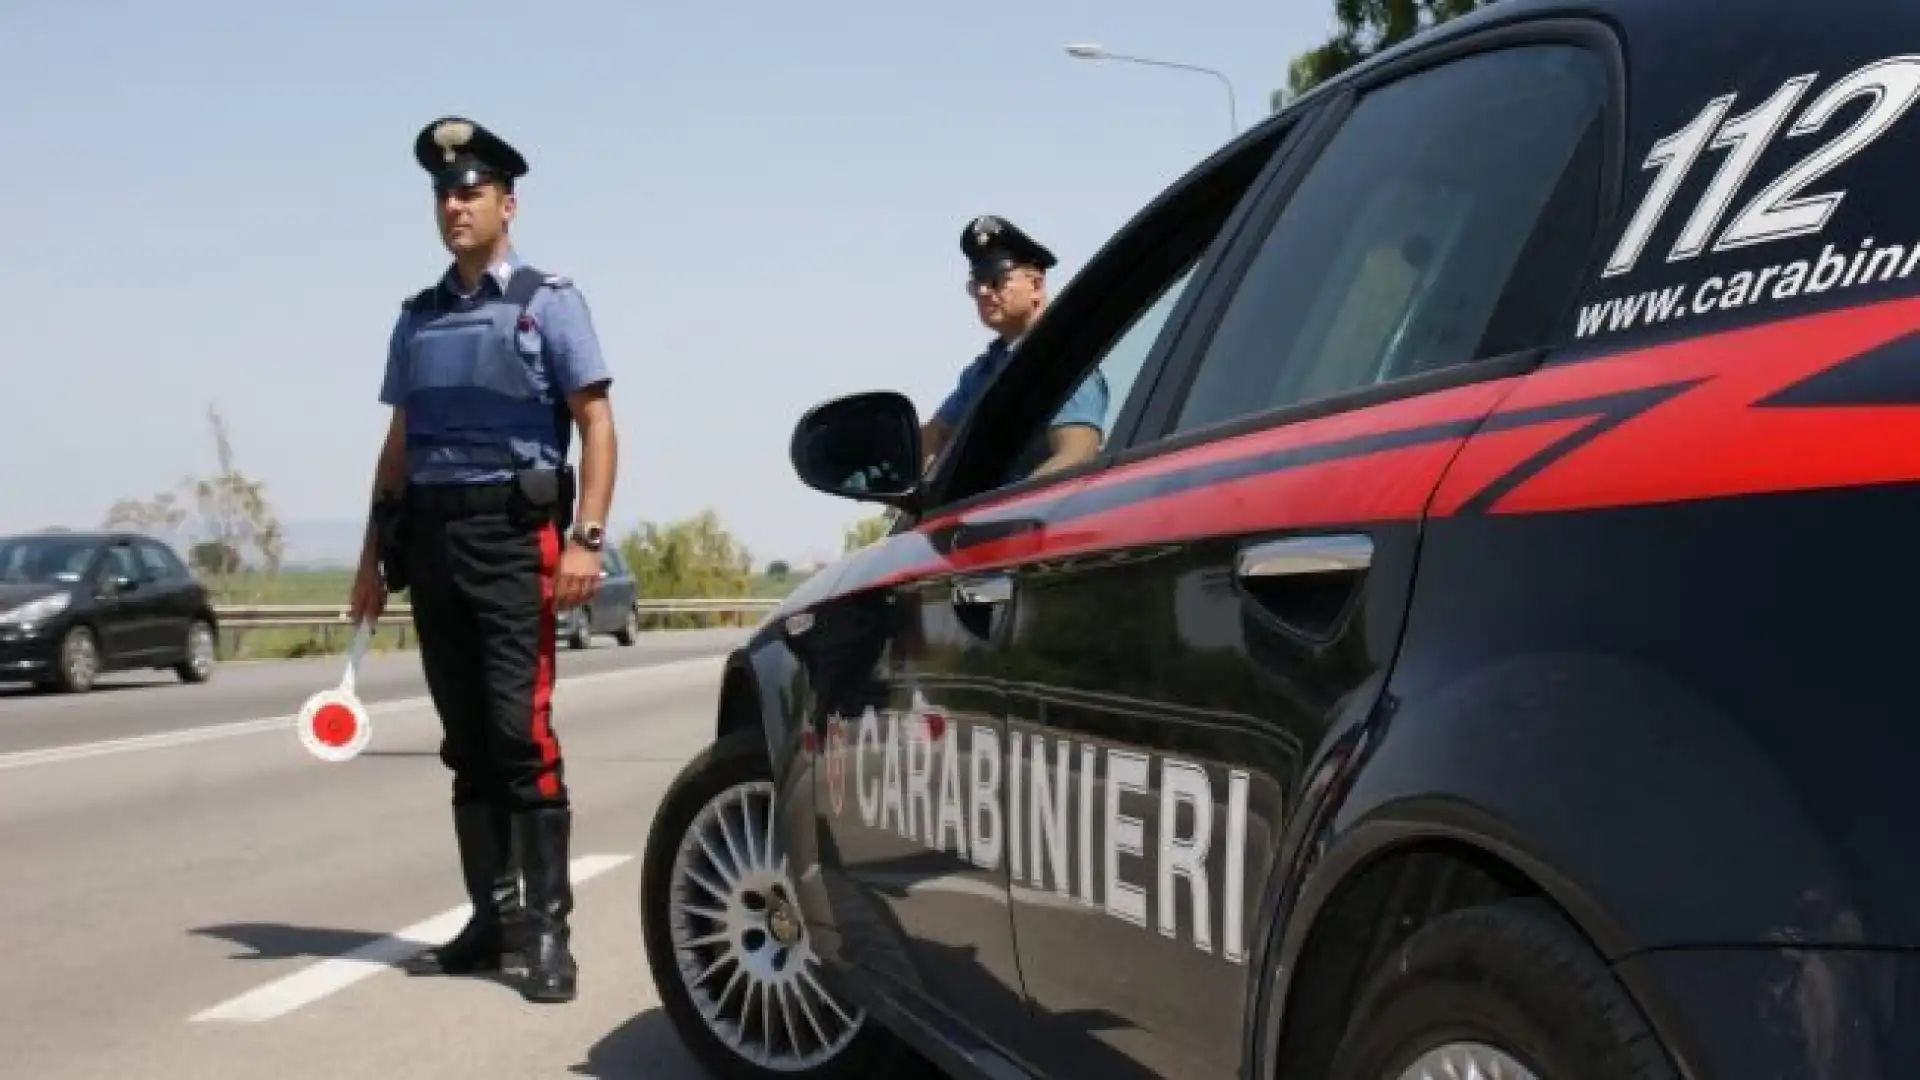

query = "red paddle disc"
[310,703,359,748]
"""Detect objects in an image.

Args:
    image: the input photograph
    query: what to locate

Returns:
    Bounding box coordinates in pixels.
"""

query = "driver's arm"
[1030,424,1102,477]
[1029,368,1110,477]
[924,356,990,473]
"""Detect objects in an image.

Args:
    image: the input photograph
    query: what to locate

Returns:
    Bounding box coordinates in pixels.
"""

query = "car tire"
[1325,897,1676,1080]
[569,621,591,650]
[174,619,216,683]
[615,606,638,646]
[54,625,99,694]
[640,727,910,1080]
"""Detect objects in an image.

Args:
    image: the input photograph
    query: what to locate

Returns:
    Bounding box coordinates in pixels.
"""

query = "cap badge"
[432,120,475,163]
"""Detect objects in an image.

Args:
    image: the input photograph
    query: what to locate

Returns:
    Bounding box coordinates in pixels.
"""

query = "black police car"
[640,0,1920,1076]
[0,530,219,693]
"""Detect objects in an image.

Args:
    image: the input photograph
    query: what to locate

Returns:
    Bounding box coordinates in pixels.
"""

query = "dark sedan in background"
[559,541,640,650]
[0,529,219,693]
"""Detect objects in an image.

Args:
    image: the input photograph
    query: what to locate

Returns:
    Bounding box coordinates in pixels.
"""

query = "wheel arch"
[713,638,811,777]
[714,652,769,756]
[1256,825,1625,1080]
[1248,643,1844,1079]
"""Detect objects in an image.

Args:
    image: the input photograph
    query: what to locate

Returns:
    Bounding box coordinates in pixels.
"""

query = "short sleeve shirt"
[933,338,1110,433]
[378,248,613,409]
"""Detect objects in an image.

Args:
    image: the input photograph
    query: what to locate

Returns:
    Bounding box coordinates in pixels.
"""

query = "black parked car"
[0,530,219,693]
[559,542,640,649]
[640,0,1920,1077]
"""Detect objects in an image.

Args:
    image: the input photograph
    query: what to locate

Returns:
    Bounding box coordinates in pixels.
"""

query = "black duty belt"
[405,481,520,517]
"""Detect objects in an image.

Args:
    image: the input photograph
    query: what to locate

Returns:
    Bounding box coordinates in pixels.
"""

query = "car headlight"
[0,593,71,626]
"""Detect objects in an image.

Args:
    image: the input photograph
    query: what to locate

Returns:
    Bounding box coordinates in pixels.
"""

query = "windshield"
[0,536,101,585]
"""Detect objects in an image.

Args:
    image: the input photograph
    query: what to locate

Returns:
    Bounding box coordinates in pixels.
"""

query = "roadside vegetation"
[96,401,820,661]
[197,563,811,661]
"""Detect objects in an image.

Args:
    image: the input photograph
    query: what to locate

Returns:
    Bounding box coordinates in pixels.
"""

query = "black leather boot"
[404,802,525,976]
[515,806,577,1003]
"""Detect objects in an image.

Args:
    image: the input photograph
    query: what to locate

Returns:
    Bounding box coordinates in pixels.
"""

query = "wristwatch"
[570,521,605,552]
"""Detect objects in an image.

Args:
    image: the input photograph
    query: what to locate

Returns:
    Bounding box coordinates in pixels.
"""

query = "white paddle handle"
[341,619,374,694]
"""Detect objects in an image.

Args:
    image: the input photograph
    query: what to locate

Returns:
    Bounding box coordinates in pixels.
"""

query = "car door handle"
[1235,535,1373,578]
[952,573,1013,607]
[1235,534,1373,640]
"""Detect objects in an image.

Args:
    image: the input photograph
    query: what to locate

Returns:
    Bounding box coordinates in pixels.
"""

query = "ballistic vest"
[399,266,571,485]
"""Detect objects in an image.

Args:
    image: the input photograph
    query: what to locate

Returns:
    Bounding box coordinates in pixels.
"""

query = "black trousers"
[403,486,568,811]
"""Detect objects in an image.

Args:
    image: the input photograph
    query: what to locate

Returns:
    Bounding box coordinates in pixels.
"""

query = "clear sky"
[0,0,1330,568]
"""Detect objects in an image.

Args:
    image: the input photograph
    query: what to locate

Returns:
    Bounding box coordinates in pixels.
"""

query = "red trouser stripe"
[533,522,561,798]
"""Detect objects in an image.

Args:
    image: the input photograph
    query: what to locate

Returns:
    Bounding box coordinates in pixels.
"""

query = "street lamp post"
[1064,43,1240,136]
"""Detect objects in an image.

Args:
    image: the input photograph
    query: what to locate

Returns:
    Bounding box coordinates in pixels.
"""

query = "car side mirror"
[789,390,923,511]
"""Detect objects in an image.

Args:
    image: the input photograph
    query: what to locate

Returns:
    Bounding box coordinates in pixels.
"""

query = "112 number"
[1604,55,1920,279]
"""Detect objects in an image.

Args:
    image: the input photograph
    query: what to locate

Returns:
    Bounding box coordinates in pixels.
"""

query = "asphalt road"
[0,628,743,755]
[0,629,755,1080]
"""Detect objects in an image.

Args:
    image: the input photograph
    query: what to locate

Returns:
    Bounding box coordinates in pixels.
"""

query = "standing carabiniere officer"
[348,116,618,1005]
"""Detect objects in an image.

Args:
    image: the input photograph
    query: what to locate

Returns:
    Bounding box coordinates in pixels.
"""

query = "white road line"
[0,655,725,772]
[188,853,634,1023]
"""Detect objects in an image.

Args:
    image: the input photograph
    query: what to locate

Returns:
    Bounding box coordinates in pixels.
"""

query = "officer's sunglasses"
[965,267,1035,295]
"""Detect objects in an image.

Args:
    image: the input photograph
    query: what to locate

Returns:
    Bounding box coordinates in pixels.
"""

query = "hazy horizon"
[0,1,1331,570]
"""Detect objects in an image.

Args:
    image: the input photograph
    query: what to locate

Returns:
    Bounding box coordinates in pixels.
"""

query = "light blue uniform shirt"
[379,248,612,485]
[934,337,1110,433]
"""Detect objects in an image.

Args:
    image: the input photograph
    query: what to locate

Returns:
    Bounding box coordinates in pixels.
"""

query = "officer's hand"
[555,545,602,610]
[348,560,387,624]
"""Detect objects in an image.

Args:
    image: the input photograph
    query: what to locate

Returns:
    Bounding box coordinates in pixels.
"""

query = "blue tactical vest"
[399,267,570,485]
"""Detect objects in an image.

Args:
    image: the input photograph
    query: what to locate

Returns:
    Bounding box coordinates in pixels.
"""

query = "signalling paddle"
[297,619,375,763]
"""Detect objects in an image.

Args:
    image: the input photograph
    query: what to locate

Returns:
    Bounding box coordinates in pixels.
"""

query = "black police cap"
[961,215,1057,276]
[413,116,529,189]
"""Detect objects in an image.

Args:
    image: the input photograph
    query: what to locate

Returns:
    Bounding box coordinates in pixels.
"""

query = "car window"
[991,261,1201,488]
[101,544,141,584]
[0,537,97,584]
[1168,43,1609,435]
[602,546,625,577]
[135,540,190,582]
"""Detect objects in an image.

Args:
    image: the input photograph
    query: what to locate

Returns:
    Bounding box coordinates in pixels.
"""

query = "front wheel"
[640,728,908,1080]
[175,619,216,683]
[54,625,100,693]
[1325,898,1676,1080]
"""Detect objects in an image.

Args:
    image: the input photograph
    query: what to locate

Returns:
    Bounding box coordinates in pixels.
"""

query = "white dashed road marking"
[0,656,721,772]
[188,853,634,1023]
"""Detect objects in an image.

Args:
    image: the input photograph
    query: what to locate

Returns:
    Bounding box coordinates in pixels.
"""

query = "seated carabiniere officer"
[346,115,619,1005]
[918,214,1109,478]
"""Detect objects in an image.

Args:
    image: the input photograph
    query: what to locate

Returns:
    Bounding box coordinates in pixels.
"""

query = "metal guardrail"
[212,599,781,630]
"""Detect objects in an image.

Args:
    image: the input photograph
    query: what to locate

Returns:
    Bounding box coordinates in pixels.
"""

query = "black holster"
[512,466,575,538]
[373,494,410,594]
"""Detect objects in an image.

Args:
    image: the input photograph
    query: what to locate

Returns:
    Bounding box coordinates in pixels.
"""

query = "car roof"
[0,529,147,545]
[1282,0,1894,112]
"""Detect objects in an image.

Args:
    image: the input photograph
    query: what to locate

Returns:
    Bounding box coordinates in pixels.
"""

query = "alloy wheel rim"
[189,624,214,675]
[1395,1042,1541,1080]
[667,779,864,1071]
[67,631,96,686]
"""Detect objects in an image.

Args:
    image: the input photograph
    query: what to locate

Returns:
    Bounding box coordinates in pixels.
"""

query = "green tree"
[620,509,755,627]
[767,559,792,579]
[103,401,285,600]
[842,513,894,553]
[187,541,243,576]
[1278,0,1496,105]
